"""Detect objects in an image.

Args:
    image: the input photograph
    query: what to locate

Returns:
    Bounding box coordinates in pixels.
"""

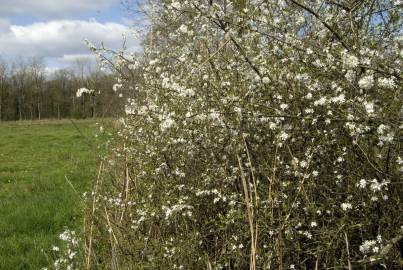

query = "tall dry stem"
[237,153,257,270]
[85,162,103,270]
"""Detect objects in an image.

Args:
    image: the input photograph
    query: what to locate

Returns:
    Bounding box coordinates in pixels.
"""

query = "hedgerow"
[84,1,402,269]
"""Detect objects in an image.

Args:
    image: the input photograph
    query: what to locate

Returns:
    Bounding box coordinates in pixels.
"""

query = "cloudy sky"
[0,0,143,71]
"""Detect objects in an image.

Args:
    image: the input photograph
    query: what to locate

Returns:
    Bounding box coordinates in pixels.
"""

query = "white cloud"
[43,54,97,77]
[0,19,10,33]
[0,0,120,18]
[44,66,60,76]
[61,53,95,62]
[53,53,97,68]
[0,20,141,67]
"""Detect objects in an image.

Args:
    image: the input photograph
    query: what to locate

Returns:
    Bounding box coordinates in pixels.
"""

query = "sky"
[0,0,143,72]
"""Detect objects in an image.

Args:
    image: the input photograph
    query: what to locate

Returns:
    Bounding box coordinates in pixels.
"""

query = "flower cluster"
[360,235,383,255]
[76,87,94,98]
[43,229,80,270]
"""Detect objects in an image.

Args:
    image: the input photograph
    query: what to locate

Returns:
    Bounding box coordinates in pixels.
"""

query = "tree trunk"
[37,102,41,120]
[81,96,84,119]
[0,94,2,122]
[92,95,96,118]
[18,98,22,121]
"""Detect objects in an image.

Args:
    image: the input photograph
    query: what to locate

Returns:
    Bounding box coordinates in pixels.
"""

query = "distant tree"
[0,56,121,121]
[48,69,73,119]
[0,59,9,121]
[11,59,30,120]
[28,57,46,120]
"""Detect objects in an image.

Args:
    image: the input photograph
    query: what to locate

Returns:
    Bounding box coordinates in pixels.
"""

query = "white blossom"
[160,118,176,131]
[343,53,359,69]
[357,179,367,188]
[363,101,375,115]
[341,203,352,211]
[76,87,94,97]
[171,1,181,9]
[179,24,188,34]
[378,77,396,89]
[358,74,374,89]
[113,83,122,92]
[345,70,356,82]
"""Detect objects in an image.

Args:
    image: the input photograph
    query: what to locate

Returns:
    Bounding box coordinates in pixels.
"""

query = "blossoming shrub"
[85,0,402,269]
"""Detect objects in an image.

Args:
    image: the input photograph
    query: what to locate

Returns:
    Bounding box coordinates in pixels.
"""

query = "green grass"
[0,119,103,269]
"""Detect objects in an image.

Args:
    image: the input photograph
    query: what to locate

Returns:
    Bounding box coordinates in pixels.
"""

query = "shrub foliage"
[85,1,402,269]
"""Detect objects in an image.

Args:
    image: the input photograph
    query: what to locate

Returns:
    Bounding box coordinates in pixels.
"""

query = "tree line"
[0,57,124,121]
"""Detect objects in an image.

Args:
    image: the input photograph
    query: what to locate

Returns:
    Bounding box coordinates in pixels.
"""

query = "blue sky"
[0,0,143,72]
[8,1,131,25]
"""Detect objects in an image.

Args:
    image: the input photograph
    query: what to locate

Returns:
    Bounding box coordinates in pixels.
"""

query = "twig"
[120,144,130,223]
[237,154,257,270]
[64,175,82,200]
[243,136,259,269]
[288,0,350,50]
[104,206,120,270]
[344,232,352,270]
[85,161,103,270]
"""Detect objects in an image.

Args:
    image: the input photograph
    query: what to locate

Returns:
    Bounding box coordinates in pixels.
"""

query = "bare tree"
[28,57,46,120]
[0,59,8,121]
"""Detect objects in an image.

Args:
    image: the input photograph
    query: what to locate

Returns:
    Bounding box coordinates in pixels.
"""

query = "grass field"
[0,119,103,269]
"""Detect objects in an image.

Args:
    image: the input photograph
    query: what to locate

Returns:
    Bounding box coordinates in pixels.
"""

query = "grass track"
[0,119,102,269]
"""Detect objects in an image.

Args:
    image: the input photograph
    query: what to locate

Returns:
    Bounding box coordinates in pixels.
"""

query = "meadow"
[0,119,102,269]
